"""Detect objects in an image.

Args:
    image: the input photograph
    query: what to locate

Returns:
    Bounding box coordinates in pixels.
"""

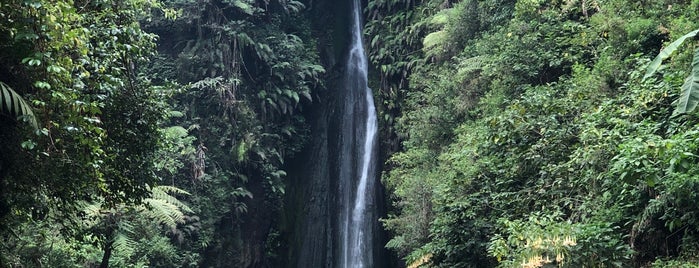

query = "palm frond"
[0,81,37,128]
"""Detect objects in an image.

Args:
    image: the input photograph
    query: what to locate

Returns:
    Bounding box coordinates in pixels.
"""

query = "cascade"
[337,0,379,266]
[286,0,382,266]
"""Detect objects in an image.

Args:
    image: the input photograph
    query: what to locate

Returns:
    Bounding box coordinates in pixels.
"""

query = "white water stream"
[338,0,378,267]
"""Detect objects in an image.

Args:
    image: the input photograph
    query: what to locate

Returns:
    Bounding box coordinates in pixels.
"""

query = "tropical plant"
[0,81,36,128]
[85,185,194,268]
[372,0,699,267]
[643,29,699,115]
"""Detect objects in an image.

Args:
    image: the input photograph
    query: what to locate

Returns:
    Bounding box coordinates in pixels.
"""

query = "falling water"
[337,0,379,267]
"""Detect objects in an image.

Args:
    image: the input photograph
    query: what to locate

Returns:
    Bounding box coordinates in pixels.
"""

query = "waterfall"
[285,0,381,266]
[338,0,379,267]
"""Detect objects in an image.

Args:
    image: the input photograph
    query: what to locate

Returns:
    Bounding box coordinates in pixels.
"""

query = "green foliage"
[11,0,699,267]
[653,259,699,268]
[642,28,699,115]
[1,0,322,265]
[488,212,630,267]
[83,185,196,267]
[0,217,102,267]
[0,0,203,266]
[0,81,37,128]
[644,29,699,80]
[373,0,699,267]
[142,0,322,265]
[0,0,168,217]
[676,48,699,114]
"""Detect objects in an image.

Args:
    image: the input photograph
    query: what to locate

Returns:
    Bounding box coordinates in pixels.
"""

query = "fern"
[83,185,194,264]
[422,30,448,60]
[422,30,447,49]
[140,185,193,231]
[230,0,255,15]
[149,185,193,214]
[143,199,182,230]
[112,225,138,258]
[280,0,305,14]
[456,55,486,77]
[154,185,191,196]
[0,81,37,128]
[429,9,453,27]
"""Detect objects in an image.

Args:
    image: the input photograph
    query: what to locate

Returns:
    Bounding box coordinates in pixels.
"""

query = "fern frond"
[232,0,255,15]
[141,198,184,230]
[154,185,191,196]
[112,232,137,258]
[456,55,486,76]
[150,186,193,213]
[83,202,103,217]
[284,0,305,14]
[422,30,447,49]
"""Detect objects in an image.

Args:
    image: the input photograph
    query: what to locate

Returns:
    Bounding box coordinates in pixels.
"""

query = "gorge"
[4,0,699,267]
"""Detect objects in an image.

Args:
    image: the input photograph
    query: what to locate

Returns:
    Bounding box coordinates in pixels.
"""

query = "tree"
[85,186,194,268]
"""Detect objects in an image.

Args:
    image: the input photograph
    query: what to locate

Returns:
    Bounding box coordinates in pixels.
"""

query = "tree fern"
[277,0,305,14]
[112,226,137,258]
[86,185,193,266]
[140,185,193,230]
[230,0,255,15]
[142,199,183,230]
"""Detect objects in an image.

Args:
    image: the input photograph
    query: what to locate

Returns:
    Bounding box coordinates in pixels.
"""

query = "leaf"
[301,91,312,102]
[141,185,193,229]
[232,0,254,15]
[423,30,447,49]
[429,9,452,26]
[284,1,305,13]
[644,29,699,80]
[674,48,699,114]
[232,187,253,199]
[21,140,36,150]
[236,141,248,162]
[163,126,189,138]
[0,81,38,129]
[112,232,137,258]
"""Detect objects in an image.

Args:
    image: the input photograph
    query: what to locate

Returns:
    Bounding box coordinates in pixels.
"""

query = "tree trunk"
[99,225,115,268]
[99,240,113,268]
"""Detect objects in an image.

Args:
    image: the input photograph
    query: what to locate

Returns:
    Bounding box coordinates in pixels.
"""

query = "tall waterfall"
[337,0,379,267]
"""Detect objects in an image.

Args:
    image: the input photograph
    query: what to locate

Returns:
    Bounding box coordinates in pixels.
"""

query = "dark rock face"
[276,0,346,265]
[282,62,347,266]
[287,97,335,267]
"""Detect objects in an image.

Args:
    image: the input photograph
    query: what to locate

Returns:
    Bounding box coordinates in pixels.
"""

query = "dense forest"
[2,0,699,267]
